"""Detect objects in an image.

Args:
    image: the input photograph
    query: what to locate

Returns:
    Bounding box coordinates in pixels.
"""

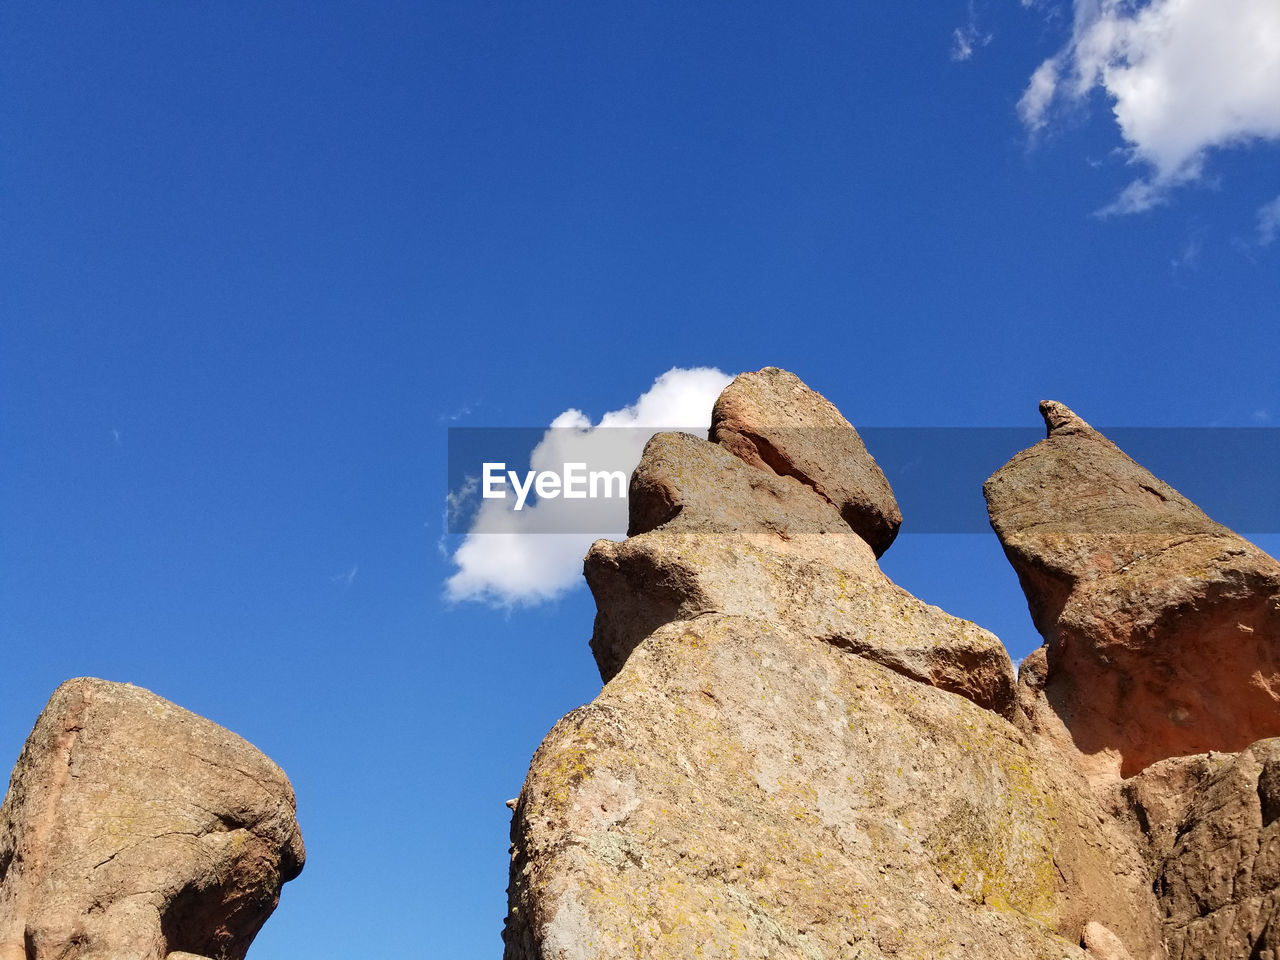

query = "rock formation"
[983,401,1280,960]
[985,401,1280,781]
[504,370,1208,960]
[589,431,1014,714]
[506,614,1161,959]
[0,678,304,960]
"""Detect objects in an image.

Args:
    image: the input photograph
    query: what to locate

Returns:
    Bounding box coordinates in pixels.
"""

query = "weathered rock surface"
[0,678,304,960]
[590,430,1015,713]
[504,616,1161,960]
[710,367,902,556]
[625,430,855,540]
[510,373,1280,960]
[986,401,1280,780]
[587,529,1015,716]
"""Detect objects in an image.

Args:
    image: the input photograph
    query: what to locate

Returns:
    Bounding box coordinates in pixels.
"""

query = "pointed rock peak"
[710,367,902,556]
[1039,400,1093,438]
[987,399,1280,781]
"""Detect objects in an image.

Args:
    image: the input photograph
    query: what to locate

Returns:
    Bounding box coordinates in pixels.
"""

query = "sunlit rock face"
[0,678,304,960]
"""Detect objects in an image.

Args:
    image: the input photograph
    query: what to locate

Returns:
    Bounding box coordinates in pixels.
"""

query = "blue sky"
[2,2,1278,956]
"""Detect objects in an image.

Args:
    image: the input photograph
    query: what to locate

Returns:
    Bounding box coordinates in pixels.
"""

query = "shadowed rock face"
[985,401,1280,780]
[0,678,304,960]
[710,367,902,556]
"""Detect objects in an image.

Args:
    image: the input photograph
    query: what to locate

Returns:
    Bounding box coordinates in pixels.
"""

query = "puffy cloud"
[444,366,733,607]
[1020,0,1280,212]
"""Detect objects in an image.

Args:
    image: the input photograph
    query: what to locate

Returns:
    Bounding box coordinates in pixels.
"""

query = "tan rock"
[592,428,1015,712]
[1110,752,1228,869]
[503,615,1162,960]
[986,401,1280,780]
[626,430,853,539]
[710,367,902,555]
[586,530,1016,715]
[1083,921,1136,960]
[0,678,304,960]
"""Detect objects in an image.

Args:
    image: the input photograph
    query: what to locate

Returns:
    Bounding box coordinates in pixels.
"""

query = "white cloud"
[444,366,733,607]
[1258,194,1280,244]
[1020,0,1280,212]
[953,24,992,62]
[952,2,993,62]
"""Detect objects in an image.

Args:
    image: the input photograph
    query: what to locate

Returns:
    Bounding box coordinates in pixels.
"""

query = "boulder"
[1083,922,1136,960]
[986,401,1280,780]
[503,616,1162,960]
[710,367,902,556]
[0,678,304,960]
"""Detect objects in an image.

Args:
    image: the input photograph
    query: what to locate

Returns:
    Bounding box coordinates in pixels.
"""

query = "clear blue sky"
[2,3,1278,956]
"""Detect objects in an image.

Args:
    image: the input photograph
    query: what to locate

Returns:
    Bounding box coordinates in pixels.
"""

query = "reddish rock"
[986,402,1280,780]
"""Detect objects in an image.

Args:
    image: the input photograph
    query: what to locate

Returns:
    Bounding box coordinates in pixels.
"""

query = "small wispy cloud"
[1257,195,1280,246]
[951,3,992,62]
[1170,233,1202,272]
[445,475,479,532]
[110,428,122,447]
[437,403,478,424]
[330,565,358,590]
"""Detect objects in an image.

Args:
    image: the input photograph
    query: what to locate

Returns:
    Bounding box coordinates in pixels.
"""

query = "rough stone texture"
[504,616,1162,960]
[625,431,854,540]
[1083,922,1136,960]
[0,678,304,960]
[592,429,1014,712]
[1133,740,1280,960]
[1109,752,1229,871]
[986,401,1280,780]
[709,367,902,556]
[586,530,1015,716]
